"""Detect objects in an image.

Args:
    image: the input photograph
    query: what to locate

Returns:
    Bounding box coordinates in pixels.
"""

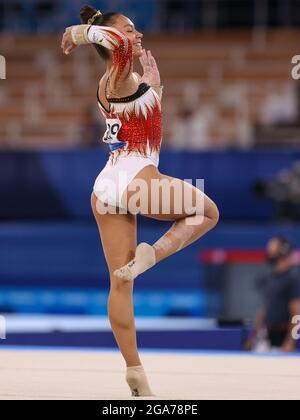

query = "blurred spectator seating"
[0,30,300,149]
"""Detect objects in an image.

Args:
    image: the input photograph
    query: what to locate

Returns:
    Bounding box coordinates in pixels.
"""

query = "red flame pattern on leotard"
[98,85,162,158]
[90,26,163,159]
[107,29,133,89]
[88,26,133,89]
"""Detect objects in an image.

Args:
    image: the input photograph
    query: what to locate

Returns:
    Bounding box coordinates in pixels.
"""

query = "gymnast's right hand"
[61,27,77,55]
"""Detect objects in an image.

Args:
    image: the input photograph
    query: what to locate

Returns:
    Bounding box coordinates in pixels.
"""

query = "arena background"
[0,0,300,400]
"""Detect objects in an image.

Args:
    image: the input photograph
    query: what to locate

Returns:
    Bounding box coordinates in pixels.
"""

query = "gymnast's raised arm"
[61,24,133,91]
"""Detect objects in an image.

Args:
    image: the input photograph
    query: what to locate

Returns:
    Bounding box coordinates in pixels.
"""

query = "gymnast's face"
[111,15,143,58]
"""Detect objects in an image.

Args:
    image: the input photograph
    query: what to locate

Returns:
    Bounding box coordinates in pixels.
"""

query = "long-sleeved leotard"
[71,25,163,159]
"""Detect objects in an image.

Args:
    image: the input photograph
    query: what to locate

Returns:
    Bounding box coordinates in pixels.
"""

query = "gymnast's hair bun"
[80,5,99,24]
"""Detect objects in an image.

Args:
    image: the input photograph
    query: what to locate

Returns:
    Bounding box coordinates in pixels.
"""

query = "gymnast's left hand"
[139,49,161,87]
[61,27,77,55]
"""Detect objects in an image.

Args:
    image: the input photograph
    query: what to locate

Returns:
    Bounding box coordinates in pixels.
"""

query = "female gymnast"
[62,5,219,397]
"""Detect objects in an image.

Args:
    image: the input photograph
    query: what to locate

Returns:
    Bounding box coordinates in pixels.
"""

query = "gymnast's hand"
[61,27,77,55]
[139,49,161,87]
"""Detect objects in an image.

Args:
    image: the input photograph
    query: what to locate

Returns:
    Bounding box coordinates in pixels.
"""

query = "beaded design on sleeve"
[88,26,133,89]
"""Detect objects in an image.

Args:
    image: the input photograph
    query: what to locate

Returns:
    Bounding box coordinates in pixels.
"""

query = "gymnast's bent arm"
[62,25,133,90]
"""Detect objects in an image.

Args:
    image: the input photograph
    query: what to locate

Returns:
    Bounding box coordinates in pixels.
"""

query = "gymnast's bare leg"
[91,193,154,397]
[114,165,219,281]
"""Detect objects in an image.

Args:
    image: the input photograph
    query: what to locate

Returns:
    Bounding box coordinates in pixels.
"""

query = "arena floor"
[0,348,299,400]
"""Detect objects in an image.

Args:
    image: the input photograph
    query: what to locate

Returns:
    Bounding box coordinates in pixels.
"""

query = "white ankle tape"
[114,243,156,281]
[126,365,154,397]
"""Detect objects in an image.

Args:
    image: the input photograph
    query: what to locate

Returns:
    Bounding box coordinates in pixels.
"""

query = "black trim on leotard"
[97,82,151,113]
[108,83,150,103]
